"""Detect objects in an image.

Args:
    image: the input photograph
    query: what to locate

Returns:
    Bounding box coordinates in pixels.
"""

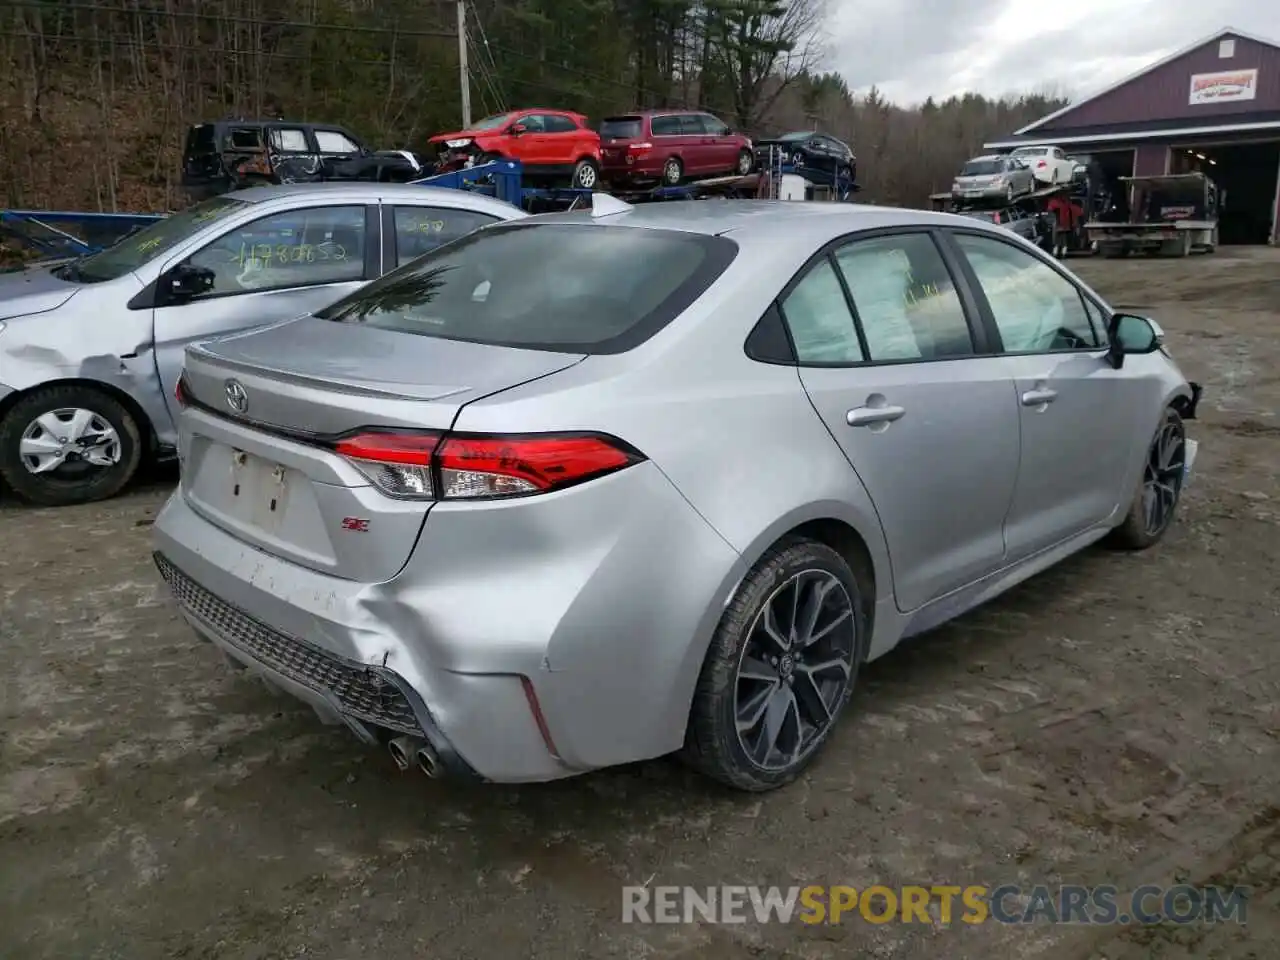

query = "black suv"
[182,120,428,199]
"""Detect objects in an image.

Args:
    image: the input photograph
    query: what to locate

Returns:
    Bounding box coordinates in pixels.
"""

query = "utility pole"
[457,0,472,127]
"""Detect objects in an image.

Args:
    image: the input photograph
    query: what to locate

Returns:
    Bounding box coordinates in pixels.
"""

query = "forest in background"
[1,0,1070,213]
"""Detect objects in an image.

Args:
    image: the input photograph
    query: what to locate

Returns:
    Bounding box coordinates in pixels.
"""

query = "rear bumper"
[151,460,744,783]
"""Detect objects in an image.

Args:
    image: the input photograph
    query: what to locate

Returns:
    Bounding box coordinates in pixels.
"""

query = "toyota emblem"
[224,379,249,414]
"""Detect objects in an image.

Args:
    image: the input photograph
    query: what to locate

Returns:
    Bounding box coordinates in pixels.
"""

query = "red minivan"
[598,110,754,187]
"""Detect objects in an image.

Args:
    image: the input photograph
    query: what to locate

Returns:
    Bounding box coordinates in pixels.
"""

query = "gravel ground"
[1,249,1277,960]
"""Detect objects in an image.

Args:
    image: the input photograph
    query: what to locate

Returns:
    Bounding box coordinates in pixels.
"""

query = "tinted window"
[315,130,360,153]
[679,115,705,135]
[651,115,681,136]
[187,205,366,297]
[779,259,864,364]
[393,206,497,266]
[961,160,1002,176]
[186,125,216,155]
[834,234,973,361]
[543,115,578,133]
[320,224,737,354]
[955,233,1099,352]
[600,116,643,139]
[63,196,247,283]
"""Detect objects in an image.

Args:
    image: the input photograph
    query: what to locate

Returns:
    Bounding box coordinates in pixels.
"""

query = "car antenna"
[591,193,633,218]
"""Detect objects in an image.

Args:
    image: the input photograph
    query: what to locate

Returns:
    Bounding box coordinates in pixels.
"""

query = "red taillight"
[331,430,644,501]
[1037,160,1047,168]
[174,374,190,409]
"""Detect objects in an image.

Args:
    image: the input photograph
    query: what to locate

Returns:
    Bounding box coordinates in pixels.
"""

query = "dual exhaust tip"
[388,735,441,778]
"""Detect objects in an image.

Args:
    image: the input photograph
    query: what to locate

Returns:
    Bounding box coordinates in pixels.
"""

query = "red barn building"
[986,26,1280,245]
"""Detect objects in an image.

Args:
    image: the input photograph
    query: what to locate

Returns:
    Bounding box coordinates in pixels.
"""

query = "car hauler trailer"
[1084,173,1219,258]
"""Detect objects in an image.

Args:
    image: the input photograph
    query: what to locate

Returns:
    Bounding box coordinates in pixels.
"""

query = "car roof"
[966,154,1005,162]
[219,182,526,218]
[522,199,1000,243]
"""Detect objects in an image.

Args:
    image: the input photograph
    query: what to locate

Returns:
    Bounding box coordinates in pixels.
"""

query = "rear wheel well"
[0,378,158,457]
[784,518,877,638]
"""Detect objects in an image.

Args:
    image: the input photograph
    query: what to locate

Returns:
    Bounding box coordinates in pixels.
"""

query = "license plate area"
[227,447,292,531]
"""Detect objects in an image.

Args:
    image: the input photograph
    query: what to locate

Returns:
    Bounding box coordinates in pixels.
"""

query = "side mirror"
[1105,313,1163,368]
[166,263,215,301]
[509,123,527,136]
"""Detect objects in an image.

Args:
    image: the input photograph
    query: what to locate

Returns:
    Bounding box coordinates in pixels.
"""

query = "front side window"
[834,233,974,361]
[269,128,309,153]
[517,114,547,133]
[779,259,864,364]
[954,233,1099,352]
[393,206,497,266]
[58,196,248,283]
[315,130,360,153]
[185,204,366,297]
[319,223,736,354]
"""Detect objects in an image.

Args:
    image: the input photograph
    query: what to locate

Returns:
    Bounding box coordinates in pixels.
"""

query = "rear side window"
[600,117,643,139]
[269,128,310,153]
[320,223,738,354]
[679,115,705,135]
[543,115,578,133]
[779,259,864,364]
[833,234,974,361]
[392,205,497,266]
[651,115,681,136]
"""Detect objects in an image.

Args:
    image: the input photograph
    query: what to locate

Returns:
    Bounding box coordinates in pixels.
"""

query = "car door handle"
[847,404,906,427]
[1021,388,1058,406]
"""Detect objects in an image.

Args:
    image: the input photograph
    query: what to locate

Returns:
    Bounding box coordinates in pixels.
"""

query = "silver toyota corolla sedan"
[0,183,524,506]
[153,198,1202,792]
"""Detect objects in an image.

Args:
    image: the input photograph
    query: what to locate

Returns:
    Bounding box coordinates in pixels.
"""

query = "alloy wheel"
[19,408,122,476]
[1142,417,1186,535]
[576,163,597,189]
[733,570,857,772]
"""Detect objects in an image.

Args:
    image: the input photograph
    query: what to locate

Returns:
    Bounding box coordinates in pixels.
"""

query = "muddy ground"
[1,250,1277,960]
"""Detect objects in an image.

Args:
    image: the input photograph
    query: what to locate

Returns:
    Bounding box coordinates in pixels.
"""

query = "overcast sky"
[825,1,1280,105]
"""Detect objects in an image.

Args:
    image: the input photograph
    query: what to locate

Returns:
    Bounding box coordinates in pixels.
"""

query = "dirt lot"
[1,249,1278,960]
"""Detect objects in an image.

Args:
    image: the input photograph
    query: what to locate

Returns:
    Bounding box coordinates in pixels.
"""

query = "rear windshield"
[1012,147,1046,156]
[600,116,643,139]
[185,124,216,156]
[318,222,738,354]
[961,160,1002,175]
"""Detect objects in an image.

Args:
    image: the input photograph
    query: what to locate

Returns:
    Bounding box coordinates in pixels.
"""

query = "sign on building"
[1188,68,1258,105]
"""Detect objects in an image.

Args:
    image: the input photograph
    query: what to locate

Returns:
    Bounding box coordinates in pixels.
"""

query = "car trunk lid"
[177,316,585,581]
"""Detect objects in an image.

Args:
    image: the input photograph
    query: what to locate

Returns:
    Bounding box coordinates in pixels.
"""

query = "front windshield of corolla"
[58,195,247,283]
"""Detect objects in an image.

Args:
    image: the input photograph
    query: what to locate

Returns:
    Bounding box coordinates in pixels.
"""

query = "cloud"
[822,0,1280,105]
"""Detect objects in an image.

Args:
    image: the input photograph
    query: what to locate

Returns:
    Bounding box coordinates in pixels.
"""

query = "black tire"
[571,158,599,190]
[681,538,867,791]
[1106,407,1186,551]
[0,384,143,507]
[662,156,683,186]
[735,149,754,176]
